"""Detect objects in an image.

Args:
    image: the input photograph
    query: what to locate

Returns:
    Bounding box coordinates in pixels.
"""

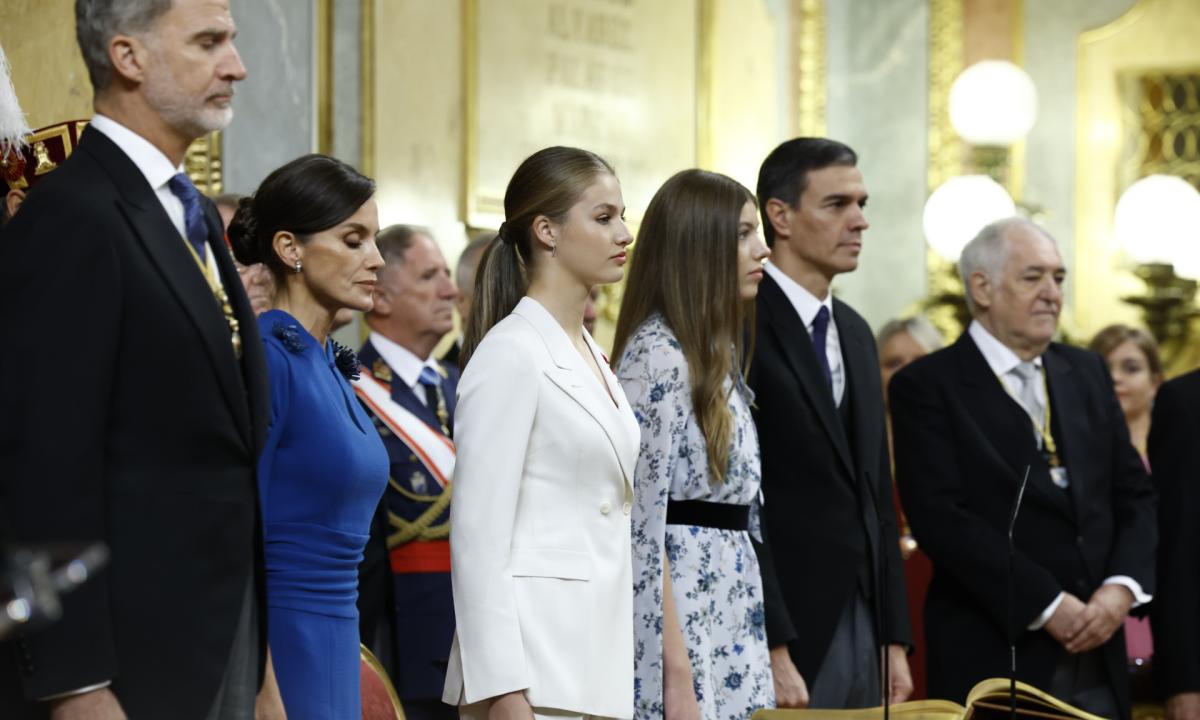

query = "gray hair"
[958,216,1054,315]
[876,315,944,354]
[455,232,493,295]
[76,0,174,92]
[376,224,432,266]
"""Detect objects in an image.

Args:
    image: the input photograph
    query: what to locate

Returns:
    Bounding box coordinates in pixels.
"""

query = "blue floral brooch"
[271,322,360,381]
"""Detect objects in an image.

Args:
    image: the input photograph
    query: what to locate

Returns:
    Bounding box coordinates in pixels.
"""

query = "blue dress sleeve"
[257,340,292,516]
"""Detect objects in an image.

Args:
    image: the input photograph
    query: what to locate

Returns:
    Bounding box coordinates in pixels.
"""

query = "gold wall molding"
[696,0,716,167]
[316,0,334,156]
[185,132,223,195]
[1075,0,1199,340]
[927,0,964,193]
[791,0,826,137]
[360,0,375,178]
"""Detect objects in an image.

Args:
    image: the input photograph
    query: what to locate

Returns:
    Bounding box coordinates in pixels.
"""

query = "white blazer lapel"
[513,298,639,486]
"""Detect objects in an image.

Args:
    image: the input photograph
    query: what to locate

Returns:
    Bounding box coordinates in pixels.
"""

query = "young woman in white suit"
[442,146,639,720]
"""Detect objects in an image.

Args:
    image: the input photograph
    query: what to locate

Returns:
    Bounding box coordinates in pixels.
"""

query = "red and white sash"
[353,373,455,488]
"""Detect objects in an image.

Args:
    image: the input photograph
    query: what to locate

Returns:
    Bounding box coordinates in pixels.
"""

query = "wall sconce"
[1116,174,1200,352]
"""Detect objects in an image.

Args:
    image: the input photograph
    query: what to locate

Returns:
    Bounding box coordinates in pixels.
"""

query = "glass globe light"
[1115,174,1200,277]
[923,175,1017,262]
[949,60,1039,146]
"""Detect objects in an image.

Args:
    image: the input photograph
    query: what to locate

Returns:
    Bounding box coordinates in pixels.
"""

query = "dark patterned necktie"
[811,305,834,393]
[167,172,208,262]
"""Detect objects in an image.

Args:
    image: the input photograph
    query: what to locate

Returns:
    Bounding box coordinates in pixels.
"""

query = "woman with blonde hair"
[613,169,774,720]
[443,146,638,720]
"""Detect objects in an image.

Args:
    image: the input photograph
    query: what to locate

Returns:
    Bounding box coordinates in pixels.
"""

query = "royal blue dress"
[257,310,388,719]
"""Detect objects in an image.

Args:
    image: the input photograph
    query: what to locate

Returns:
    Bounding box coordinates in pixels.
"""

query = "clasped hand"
[1044,585,1133,654]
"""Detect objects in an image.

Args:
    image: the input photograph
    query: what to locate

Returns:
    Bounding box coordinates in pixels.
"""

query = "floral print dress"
[616,315,774,720]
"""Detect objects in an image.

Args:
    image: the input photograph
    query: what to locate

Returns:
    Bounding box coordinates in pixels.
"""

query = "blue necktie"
[811,305,834,392]
[167,172,208,262]
[418,366,451,437]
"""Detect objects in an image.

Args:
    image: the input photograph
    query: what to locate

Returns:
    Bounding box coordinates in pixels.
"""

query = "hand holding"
[1166,692,1200,720]
[769,645,809,708]
[488,691,534,720]
[49,688,127,720]
[1043,593,1087,647]
[885,644,914,705]
[1065,584,1132,654]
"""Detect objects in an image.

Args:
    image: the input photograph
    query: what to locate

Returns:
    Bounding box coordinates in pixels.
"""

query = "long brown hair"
[460,146,615,368]
[613,169,756,483]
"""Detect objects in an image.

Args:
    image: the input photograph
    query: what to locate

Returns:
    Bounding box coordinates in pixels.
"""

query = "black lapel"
[82,127,253,448]
[955,333,1074,520]
[1043,346,1087,521]
[835,300,882,475]
[205,200,260,449]
[759,273,855,480]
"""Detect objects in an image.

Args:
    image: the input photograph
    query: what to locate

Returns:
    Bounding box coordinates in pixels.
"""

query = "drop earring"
[294,260,302,273]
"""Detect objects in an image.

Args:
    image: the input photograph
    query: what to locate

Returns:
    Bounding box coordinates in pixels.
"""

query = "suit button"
[622,502,632,515]
[1076,536,1084,548]
[600,502,612,515]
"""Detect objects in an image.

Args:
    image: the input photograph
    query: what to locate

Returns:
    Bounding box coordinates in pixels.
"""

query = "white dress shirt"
[370,331,442,407]
[89,115,190,243]
[967,320,1150,630]
[764,262,845,405]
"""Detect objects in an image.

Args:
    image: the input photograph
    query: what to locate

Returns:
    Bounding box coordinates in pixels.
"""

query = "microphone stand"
[863,470,889,720]
[1007,465,1032,720]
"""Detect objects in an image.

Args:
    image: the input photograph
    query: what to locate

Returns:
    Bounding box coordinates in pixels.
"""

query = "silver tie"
[1010,362,1043,435]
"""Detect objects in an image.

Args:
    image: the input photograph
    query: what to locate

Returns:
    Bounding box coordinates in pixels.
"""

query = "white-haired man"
[889,217,1156,719]
[0,1,268,718]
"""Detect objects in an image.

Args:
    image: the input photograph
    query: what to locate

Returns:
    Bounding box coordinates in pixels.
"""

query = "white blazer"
[442,297,640,718]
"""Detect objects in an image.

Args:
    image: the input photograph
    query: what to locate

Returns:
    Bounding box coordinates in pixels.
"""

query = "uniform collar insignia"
[372,357,394,383]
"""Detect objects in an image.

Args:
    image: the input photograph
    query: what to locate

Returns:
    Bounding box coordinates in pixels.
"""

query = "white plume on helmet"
[0,44,31,160]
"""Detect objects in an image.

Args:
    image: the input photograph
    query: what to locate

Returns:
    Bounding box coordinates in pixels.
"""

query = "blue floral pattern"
[617,315,774,720]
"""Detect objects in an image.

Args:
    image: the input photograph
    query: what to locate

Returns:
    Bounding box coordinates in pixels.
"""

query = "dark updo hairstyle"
[459,146,615,368]
[227,154,375,279]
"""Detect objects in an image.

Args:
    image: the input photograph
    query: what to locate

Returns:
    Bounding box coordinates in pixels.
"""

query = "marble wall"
[223,0,317,195]
[825,0,931,332]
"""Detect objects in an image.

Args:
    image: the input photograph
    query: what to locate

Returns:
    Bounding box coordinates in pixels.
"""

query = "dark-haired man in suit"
[1149,368,1200,720]
[749,137,912,710]
[890,217,1156,719]
[0,1,270,718]
[355,225,460,720]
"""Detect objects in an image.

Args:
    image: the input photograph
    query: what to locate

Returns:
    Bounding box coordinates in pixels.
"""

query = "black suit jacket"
[0,126,269,718]
[1149,369,1200,698]
[889,333,1156,717]
[748,273,910,685]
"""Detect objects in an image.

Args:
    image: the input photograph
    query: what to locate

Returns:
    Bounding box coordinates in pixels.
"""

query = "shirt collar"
[764,261,834,328]
[369,331,439,388]
[89,114,183,192]
[968,320,1043,377]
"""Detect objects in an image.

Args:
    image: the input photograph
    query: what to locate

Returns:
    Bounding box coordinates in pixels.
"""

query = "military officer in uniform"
[354,224,460,720]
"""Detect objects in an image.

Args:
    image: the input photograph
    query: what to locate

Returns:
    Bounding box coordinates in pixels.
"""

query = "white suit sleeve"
[449,331,539,703]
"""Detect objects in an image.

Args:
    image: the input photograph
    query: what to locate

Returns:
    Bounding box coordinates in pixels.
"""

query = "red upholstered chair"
[361,644,405,720]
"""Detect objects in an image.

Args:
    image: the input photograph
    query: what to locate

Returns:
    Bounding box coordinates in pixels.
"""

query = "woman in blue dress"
[613,169,774,720]
[228,154,389,719]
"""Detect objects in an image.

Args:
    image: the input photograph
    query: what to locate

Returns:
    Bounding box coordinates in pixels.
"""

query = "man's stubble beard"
[142,57,234,141]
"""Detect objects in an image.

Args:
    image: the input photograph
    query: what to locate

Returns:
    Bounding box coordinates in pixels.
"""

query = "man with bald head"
[354,225,460,720]
[890,218,1156,719]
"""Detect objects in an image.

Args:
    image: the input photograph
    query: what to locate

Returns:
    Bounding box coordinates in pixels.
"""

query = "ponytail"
[458,146,615,368]
[460,227,528,368]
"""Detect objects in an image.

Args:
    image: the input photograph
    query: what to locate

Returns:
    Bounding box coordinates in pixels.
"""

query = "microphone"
[0,543,110,640]
[1007,465,1032,720]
